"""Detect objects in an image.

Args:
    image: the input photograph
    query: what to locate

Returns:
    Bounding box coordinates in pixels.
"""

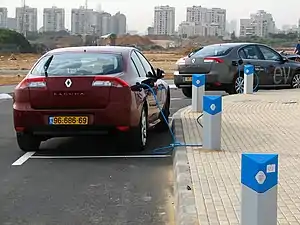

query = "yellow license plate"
[49,116,88,125]
[184,77,192,82]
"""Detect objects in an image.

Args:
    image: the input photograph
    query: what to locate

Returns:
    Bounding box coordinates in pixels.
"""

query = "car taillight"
[17,77,46,89]
[92,76,129,87]
[204,57,224,63]
[176,57,187,65]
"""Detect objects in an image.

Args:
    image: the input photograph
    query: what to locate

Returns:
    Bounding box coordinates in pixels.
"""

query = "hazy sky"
[2,0,300,33]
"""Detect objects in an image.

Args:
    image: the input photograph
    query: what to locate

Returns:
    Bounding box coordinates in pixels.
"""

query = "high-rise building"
[43,7,65,32]
[240,10,275,37]
[99,12,111,36]
[7,18,17,30]
[16,6,38,34]
[71,6,98,35]
[110,12,126,35]
[185,6,226,37]
[154,5,175,35]
[0,7,8,28]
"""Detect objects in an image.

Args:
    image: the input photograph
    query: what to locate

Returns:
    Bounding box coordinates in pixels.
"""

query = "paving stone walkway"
[180,90,300,225]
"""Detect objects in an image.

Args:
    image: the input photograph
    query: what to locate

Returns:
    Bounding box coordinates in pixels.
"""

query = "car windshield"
[31,52,123,76]
[192,45,233,57]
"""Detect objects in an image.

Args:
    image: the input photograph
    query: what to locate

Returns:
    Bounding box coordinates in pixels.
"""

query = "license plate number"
[184,77,192,82]
[49,116,88,125]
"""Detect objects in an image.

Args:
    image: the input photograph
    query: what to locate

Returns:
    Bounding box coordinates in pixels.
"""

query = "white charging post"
[202,95,222,150]
[241,153,278,225]
[192,74,205,112]
[244,64,254,94]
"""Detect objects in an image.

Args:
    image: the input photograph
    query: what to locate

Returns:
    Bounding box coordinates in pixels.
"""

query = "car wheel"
[182,87,192,98]
[17,133,41,152]
[232,76,244,94]
[291,73,300,88]
[118,107,147,152]
[156,88,170,131]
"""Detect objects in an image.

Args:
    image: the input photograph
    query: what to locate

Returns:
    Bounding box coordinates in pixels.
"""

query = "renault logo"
[65,79,72,88]
[192,58,196,63]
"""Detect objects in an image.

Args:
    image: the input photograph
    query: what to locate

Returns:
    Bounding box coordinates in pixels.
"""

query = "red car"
[13,46,170,152]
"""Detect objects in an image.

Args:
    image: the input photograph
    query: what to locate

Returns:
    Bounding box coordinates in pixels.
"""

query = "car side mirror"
[156,68,165,79]
[282,57,288,62]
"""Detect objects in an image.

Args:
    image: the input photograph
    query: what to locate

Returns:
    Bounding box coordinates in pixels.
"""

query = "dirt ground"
[0,52,181,85]
[0,75,25,86]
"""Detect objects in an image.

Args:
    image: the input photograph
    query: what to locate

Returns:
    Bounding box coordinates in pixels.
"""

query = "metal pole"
[191,74,205,112]
[244,64,254,94]
[202,95,222,150]
[241,153,278,225]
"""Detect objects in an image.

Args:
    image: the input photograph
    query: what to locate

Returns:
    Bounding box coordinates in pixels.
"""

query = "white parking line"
[0,93,12,100]
[12,151,35,166]
[31,155,171,159]
[171,97,188,101]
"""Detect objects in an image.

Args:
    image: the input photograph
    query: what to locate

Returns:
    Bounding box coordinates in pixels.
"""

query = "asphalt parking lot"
[0,88,192,225]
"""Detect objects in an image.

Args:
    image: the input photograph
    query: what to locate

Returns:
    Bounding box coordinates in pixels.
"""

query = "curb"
[172,113,199,225]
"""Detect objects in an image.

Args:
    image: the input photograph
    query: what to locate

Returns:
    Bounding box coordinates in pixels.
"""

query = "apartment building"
[0,7,8,28]
[240,10,275,37]
[7,18,17,30]
[154,5,175,35]
[16,6,38,34]
[71,7,127,36]
[110,12,126,35]
[185,6,226,37]
[99,12,111,35]
[71,7,95,35]
[178,21,195,38]
[43,7,65,32]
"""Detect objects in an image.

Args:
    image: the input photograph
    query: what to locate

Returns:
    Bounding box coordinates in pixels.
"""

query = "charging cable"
[138,82,203,155]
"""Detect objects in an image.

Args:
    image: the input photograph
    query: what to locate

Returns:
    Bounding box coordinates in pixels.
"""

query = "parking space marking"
[31,155,171,159]
[171,97,189,101]
[12,151,35,166]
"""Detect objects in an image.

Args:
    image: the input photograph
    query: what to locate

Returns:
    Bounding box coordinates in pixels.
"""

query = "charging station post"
[244,65,254,94]
[202,95,222,150]
[241,153,278,225]
[192,74,205,112]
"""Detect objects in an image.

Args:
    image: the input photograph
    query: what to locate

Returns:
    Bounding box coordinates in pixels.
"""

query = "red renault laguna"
[13,46,170,152]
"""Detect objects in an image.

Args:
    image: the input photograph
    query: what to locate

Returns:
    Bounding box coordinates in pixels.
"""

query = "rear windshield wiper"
[43,55,54,77]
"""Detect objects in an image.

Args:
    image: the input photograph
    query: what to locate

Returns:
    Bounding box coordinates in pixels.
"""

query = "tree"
[0,28,33,53]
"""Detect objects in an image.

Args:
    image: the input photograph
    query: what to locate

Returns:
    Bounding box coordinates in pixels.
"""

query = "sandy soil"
[0,75,25,86]
[0,52,181,85]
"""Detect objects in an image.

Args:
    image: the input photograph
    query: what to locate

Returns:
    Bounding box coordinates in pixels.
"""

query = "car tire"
[291,73,300,89]
[227,72,260,94]
[182,87,192,98]
[118,107,147,152]
[17,133,41,152]
[227,74,244,94]
[156,88,170,131]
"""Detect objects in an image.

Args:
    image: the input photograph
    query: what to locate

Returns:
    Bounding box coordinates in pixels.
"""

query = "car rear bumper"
[13,104,140,136]
[173,71,221,88]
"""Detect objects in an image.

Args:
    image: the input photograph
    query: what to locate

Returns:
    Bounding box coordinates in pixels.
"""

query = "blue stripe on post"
[192,74,205,87]
[203,95,222,115]
[244,64,254,75]
[241,153,278,193]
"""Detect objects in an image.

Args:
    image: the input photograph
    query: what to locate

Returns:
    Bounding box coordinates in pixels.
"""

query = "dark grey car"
[174,43,300,97]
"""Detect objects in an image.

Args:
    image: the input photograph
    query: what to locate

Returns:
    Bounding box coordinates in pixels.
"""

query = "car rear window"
[31,52,123,76]
[192,45,233,57]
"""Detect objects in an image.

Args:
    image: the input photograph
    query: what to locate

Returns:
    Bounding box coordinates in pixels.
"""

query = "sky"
[1,0,300,33]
